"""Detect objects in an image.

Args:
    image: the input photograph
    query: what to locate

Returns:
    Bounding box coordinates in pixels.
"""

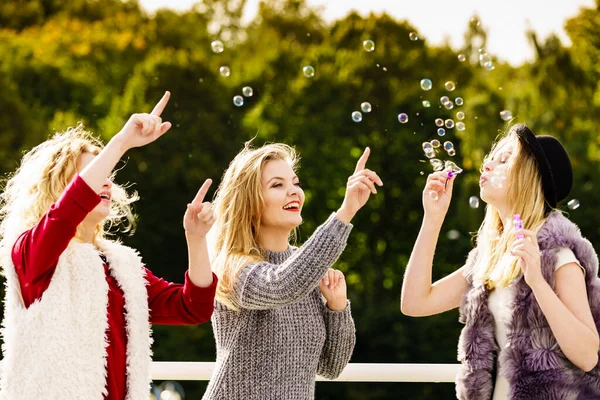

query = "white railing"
[151,362,461,382]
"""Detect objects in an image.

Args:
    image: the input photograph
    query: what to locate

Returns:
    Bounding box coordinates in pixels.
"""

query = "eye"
[272,183,282,188]
[294,181,302,187]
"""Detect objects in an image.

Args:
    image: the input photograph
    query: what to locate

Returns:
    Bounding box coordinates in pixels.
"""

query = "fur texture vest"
[456,212,600,400]
[0,237,152,400]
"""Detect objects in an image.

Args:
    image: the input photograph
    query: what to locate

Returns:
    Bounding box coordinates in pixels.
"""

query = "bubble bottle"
[513,214,525,239]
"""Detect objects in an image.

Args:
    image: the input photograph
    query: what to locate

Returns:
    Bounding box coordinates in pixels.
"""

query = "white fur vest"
[0,238,152,399]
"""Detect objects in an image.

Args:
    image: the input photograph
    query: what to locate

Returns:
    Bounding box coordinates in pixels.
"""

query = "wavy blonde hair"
[211,142,299,310]
[0,125,138,259]
[472,126,549,289]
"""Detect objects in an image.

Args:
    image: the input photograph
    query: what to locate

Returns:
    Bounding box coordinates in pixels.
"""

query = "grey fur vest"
[456,212,600,399]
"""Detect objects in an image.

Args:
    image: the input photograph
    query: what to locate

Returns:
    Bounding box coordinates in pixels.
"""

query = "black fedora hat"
[512,124,573,211]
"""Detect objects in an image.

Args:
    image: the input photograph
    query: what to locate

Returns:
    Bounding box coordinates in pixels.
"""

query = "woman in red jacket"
[0,91,217,400]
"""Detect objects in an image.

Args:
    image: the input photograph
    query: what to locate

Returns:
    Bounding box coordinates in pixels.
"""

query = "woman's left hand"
[183,179,215,238]
[319,268,348,311]
[510,229,544,287]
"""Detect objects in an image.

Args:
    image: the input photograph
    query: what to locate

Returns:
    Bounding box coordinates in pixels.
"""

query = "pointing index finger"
[354,147,370,173]
[150,91,171,117]
[191,179,213,205]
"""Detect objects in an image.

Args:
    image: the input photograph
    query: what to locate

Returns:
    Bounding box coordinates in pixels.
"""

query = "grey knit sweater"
[202,214,356,400]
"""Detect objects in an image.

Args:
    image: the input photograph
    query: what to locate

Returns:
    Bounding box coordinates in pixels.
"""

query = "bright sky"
[139,0,595,66]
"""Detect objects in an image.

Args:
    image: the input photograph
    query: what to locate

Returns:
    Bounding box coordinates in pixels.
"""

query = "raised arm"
[401,168,469,317]
[232,147,383,310]
[231,214,352,310]
[12,92,173,307]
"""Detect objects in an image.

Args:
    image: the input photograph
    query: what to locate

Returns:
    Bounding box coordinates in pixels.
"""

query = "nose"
[287,183,299,197]
[103,178,113,189]
[483,160,493,172]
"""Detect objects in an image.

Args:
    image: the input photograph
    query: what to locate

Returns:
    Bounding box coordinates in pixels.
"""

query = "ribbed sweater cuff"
[324,300,354,330]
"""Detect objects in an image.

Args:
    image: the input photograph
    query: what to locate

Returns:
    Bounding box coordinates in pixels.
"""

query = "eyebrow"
[492,150,512,160]
[267,176,299,184]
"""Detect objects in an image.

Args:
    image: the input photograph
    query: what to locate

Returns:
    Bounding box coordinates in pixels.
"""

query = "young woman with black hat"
[401,124,600,399]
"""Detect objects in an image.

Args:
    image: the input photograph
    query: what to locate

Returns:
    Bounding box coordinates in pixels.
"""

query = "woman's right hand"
[423,167,455,222]
[113,91,173,151]
[336,147,383,223]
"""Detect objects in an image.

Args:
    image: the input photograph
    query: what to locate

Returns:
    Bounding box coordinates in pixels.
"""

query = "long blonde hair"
[471,126,548,289]
[0,125,138,259]
[211,142,299,310]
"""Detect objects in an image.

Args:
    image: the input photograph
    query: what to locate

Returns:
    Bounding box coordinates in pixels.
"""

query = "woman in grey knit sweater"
[202,142,382,400]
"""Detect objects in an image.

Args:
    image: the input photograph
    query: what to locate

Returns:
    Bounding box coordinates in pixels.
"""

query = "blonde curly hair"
[0,124,138,255]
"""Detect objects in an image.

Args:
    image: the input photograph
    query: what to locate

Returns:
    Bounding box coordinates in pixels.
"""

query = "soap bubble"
[443,102,454,110]
[444,161,463,174]
[500,110,513,121]
[409,32,419,41]
[233,95,244,107]
[431,139,441,148]
[398,113,409,123]
[430,158,444,171]
[456,111,465,120]
[448,148,456,156]
[422,142,434,152]
[440,96,450,105]
[242,86,253,97]
[445,119,455,129]
[363,40,375,52]
[435,118,444,127]
[447,229,461,240]
[352,111,362,122]
[479,53,494,70]
[456,122,466,131]
[567,199,580,210]
[437,128,446,136]
[445,81,456,91]
[458,54,466,62]
[422,100,431,108]
[443,141,454,151]
[361,102,372,113]
[469,196,480,208]
[211,40,224,53]
[455,97,464,106]
[219,66,231,77]
[420,79,433,91]
[429,191,439,201]
[303,65,315,78]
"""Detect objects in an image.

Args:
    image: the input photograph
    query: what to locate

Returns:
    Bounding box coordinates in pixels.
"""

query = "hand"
[183,179,215,238]
[337,147,383,223]
[318,268,348,311]
[510,229,544,287]
[114,91,173,151]
[422,167,455,222]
